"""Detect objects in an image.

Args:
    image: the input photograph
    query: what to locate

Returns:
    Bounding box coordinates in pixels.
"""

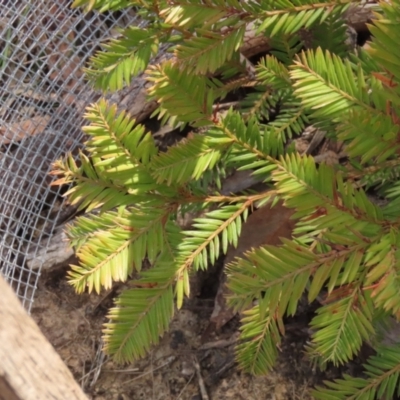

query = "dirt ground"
[30,264,359,400]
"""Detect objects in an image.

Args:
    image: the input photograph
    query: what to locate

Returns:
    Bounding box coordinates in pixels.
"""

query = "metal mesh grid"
[0,1,143,311]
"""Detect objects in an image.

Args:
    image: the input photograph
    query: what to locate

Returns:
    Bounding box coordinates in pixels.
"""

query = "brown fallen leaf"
[209,200,295,331]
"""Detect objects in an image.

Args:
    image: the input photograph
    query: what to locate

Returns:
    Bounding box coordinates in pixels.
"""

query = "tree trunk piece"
[0,275,87,400]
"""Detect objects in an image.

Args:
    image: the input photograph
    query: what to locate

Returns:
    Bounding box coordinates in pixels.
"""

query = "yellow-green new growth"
[56,0,400,397]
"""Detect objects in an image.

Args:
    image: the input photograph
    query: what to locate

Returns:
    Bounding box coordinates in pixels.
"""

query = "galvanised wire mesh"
[0,1,145,311]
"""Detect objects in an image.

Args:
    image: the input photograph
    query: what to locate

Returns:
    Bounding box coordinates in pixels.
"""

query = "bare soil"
[30,266,357,400]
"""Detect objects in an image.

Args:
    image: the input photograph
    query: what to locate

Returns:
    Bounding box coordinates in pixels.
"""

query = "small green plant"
[54,0,400,397]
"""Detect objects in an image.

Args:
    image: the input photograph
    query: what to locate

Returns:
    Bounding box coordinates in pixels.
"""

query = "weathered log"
[0,275,87,400]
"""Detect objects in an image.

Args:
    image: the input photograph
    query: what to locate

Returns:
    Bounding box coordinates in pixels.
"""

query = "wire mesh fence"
[0,1,145,311]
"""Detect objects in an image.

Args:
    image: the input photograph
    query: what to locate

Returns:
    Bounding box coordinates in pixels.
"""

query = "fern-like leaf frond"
[66,209,128,250]
[149,133,229,185]
[221,109,285,160]
[268,34,304,65]
[174,202,251,308]
[368,0,400,84]
[103,266,175,363]
[83,99,158,167]
[175,24,246,74]
[256,2,351,37]
[308,12,349,56]
[309,290,375,366]
[290,48,377,121]
[68,207,173,293]
[161,3,228,29]
[147,60,215,124]
[52,99,166,212]
[313,344,400,399]
[101,223,183,362]
[257,55,292,90]
[227,238,315,318]
[273,154,384,236]
[86,27,159,91]
[236,304,281,375]
[267,99,308,140]
[52,152,140,212]
[338,109,400,165]
[239,86,277,121]
[364,240,400,315]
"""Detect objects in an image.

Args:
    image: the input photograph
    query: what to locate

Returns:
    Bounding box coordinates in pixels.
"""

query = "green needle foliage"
[53,0,400,396]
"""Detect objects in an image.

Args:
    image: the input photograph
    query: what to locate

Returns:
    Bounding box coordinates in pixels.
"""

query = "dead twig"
[79,340,107,389]
[214,357,236,379]
[101,368,140,373]
[121,355,176,386]
[192,355,209,400]
[199,334,239,351]
[177,372,196,400]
